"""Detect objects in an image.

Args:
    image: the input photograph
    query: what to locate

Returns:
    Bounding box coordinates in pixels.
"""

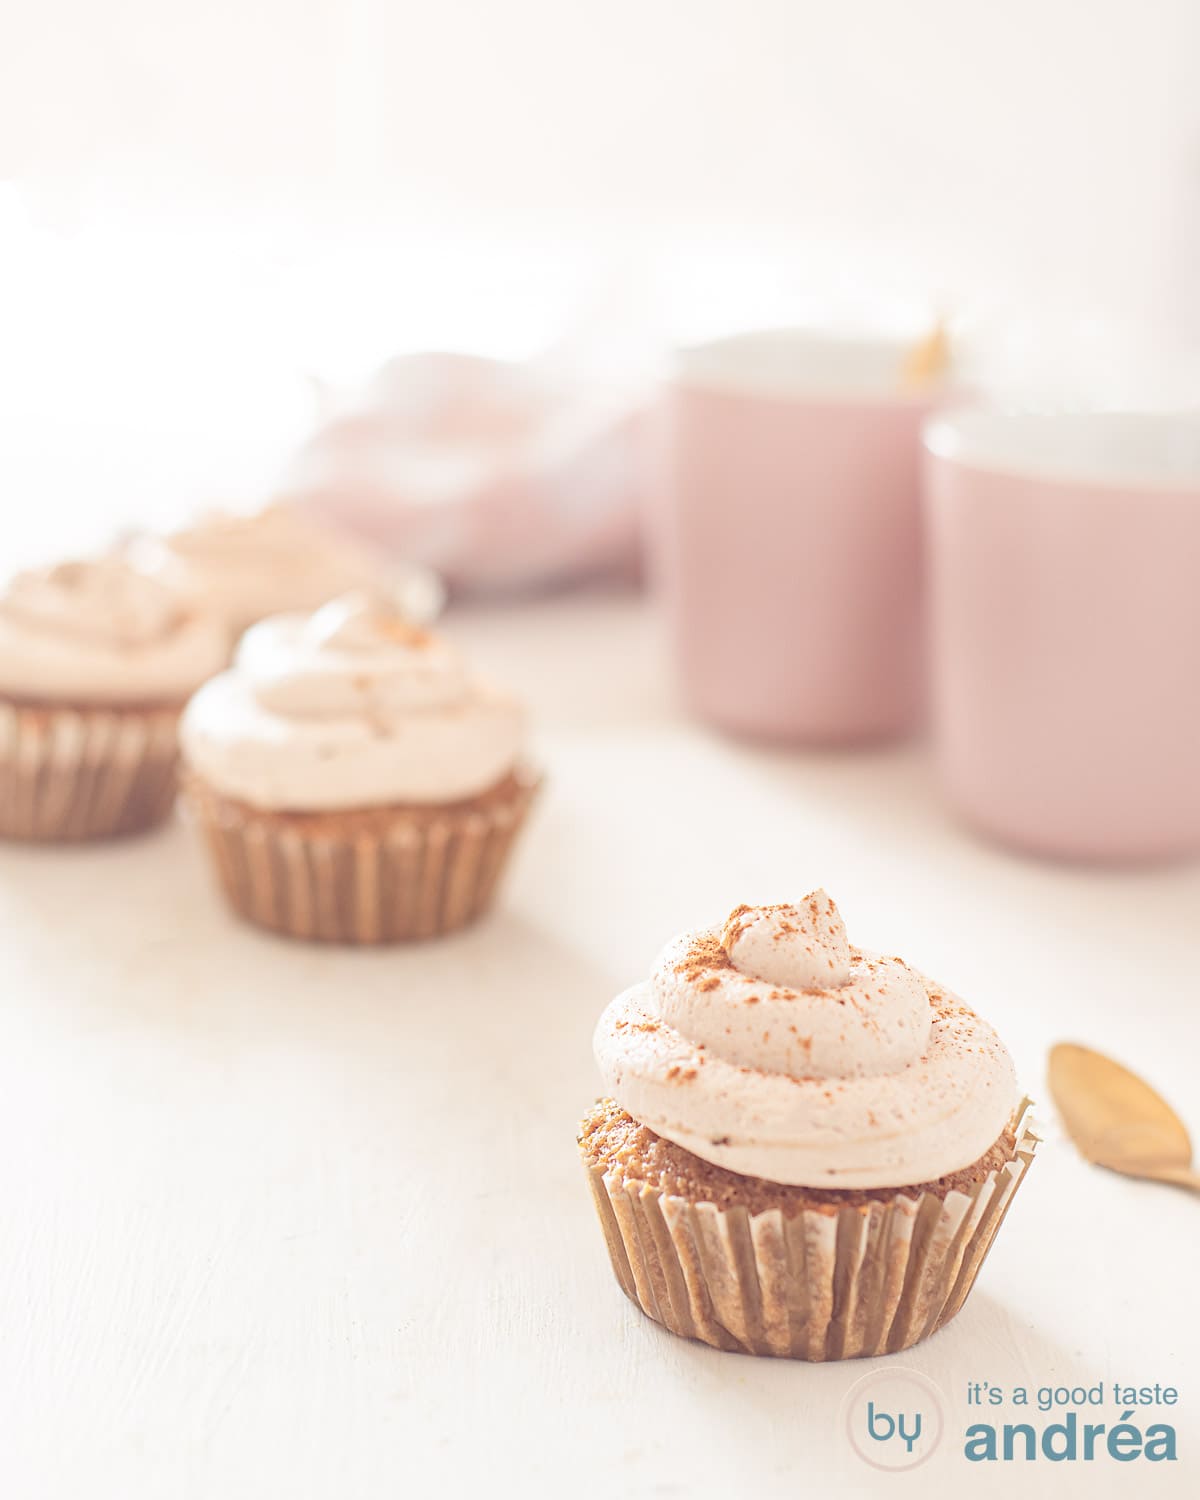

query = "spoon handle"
[1145,1164,1200,1193]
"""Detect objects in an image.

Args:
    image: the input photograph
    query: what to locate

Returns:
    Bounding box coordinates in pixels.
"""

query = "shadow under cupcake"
[580,892,1038,1360]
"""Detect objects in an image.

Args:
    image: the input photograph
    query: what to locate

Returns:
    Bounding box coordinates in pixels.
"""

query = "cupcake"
[179,592,539,942]
[580,892,1038,1360]
[128,505,396,638]
[0,557,229,840]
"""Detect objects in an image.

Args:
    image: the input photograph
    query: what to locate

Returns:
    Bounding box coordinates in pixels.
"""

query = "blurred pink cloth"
[277,351,646,595]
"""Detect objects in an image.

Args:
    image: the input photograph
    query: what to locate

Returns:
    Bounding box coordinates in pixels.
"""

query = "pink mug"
[925,409,1200,863]
[652,329,945,743]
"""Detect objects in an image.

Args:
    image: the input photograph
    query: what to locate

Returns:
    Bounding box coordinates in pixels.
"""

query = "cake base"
[182,766,541,944]
[579,1098,1039,1360]
[0,698,180,842]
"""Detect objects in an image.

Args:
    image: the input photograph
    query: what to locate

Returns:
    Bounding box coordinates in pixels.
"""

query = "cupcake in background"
[0,557,229,840]
[127,505,400,640]
[180,591,540,943]
[581,892,1038,1360]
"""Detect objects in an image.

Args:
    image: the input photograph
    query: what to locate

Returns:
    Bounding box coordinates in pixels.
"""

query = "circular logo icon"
[842,1367,945,1472]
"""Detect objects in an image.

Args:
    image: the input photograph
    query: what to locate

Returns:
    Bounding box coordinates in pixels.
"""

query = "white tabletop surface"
[1,591,1196,1500]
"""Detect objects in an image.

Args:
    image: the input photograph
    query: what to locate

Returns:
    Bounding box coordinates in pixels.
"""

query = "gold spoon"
[1049,1042,1200,1193]
[899,321,950,390]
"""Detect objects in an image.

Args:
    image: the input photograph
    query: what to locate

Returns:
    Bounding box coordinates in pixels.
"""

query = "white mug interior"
[675,328,944,403]
[925,409,1200,490]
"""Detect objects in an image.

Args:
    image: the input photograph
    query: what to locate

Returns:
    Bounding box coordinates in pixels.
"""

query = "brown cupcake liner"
[0,699,180,842]
[585,1099,1039,1360]
[183,768,541,943]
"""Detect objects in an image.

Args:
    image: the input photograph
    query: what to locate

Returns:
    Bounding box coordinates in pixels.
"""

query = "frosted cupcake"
[0,557,229,840]
[129,506,392,638]
[180,592,539,942]
[581,892,1038,1359]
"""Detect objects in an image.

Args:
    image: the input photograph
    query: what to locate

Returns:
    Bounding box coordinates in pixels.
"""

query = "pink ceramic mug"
[925,409,1200,862]
[653,329,945,742]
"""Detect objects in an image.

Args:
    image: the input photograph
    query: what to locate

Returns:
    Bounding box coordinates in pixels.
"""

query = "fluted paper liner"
[0,699,180,841]
[184,768,540,943]
[586,1100,1039,1359]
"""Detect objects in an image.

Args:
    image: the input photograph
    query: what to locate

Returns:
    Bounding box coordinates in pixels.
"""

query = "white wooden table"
[1,592,1196,1499]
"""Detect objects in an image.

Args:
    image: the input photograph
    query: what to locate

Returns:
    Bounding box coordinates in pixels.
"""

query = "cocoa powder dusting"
[673,933,734,982]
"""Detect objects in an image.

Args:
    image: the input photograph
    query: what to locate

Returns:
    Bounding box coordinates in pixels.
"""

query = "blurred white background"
[2,0,1199,556]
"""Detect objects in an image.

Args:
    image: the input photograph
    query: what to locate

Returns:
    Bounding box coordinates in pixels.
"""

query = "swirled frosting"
[129,506,389,635]
[180,592,525,810]
[594,892,1017,1189]
[0,557,230,704]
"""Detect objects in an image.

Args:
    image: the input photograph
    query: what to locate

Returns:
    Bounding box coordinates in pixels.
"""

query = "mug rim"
[924,406,1200,494]
[672,326,950,406]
